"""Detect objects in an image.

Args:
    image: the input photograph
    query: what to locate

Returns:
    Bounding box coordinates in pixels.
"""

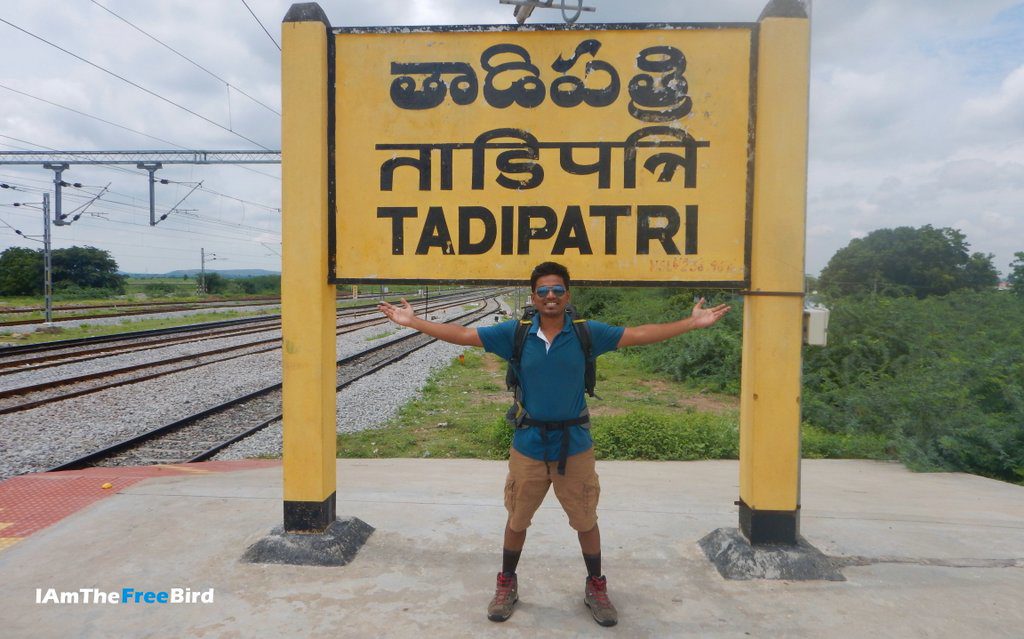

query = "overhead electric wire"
[3,188,281,240]
[50,190,281,235]
[49,183,281,231]
[0,172,54,185]
[57,184,282,231]
[0,82,191,150]
[199,185,279,212]
[160,178,279,212]
[24,192,281,239]
[239,0,281,51]
[0,138,57,154]
[0,16,274,150]
[0,218,278,259]
[2,206,279,248]
[0,215,32,236]
[1,180,45,193]
[88,0,280,117]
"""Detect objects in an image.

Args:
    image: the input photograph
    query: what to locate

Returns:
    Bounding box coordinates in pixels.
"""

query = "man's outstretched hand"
[690,298,731,329]
[378,298,416,327]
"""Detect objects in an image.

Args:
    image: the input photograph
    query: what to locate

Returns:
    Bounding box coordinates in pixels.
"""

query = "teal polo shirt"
[478,314,624,462]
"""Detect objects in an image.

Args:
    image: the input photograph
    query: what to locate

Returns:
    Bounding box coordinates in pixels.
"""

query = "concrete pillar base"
[699,527,844,581]
[241,517,374,567]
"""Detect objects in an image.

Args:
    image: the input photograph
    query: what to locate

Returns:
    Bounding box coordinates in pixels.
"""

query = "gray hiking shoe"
[584,575,618,627]
[487,572,518,622]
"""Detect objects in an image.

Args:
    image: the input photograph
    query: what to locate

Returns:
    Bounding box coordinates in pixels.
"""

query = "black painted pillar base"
[737,498,799,545]
[240,517,375,567]
[284,492,336,533]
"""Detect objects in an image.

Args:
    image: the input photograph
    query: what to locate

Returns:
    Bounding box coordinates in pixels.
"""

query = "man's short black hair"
[530,262,570,291]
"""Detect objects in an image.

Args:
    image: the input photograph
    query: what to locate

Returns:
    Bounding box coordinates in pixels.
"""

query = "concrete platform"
[1,459,1022,638]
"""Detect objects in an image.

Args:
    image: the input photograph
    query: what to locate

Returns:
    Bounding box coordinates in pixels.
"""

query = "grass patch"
[365,330,396,341]
[337,349,893,462]
[0,309,276,346]
[338,349,511,459]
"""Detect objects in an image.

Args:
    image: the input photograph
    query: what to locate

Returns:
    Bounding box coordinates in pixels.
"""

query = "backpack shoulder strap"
[505,306,536,392]
[566,305,597,397]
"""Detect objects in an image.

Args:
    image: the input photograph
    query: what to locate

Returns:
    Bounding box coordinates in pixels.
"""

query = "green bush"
[801,424,892,459]
[572,286,1024,484]
[591,410,739,461]
[573,287,742,392]
[52,282,123,300]
[803,291,1024,483]
[143,282,178,297]
[236,274,280,295]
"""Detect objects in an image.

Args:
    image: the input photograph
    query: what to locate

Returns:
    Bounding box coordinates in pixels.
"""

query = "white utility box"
[803,307,830,346]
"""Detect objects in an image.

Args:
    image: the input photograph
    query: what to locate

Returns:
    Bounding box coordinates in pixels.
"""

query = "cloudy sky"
[0,0,1021,277]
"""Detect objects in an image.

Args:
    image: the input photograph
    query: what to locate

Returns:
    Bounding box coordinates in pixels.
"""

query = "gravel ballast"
[0,300,508,480]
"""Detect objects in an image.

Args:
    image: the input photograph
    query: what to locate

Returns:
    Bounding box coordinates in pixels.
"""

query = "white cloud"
[963,64,1024,128]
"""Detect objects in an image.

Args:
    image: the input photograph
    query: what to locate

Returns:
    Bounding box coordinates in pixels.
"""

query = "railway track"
[0,288,482,364]
[49,298,499,470]
[0,295,279,315]
[0,288,494,371]
[0,288,463,327]
[0,291,499,414]
[0,298,282,327]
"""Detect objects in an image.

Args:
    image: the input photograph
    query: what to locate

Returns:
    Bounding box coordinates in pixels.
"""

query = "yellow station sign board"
[333,25,754,286]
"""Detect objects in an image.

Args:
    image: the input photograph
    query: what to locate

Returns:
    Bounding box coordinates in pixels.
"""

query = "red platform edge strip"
[0,460,281,549]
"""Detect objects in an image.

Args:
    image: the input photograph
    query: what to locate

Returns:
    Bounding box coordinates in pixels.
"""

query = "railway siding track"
[0,299,282,327]
[0,294,494,414]
[49,298,498,470]
[0,289,483,360]
[0,318,283,372]
[0,288,468,328]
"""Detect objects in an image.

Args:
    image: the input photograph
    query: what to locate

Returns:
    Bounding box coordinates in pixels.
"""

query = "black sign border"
[328,22,758,289]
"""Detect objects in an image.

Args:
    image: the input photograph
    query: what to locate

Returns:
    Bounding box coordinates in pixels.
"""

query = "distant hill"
[123,269,280,279]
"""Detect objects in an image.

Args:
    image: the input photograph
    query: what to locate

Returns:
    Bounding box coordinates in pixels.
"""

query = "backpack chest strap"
[520,416,590,429]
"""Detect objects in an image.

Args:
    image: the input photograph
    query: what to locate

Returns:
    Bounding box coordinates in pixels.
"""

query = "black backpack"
[505,303,596,401]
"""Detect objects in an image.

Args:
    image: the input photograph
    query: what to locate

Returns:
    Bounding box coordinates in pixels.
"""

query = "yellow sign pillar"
[281,4,337,532]
[738,2,810,544]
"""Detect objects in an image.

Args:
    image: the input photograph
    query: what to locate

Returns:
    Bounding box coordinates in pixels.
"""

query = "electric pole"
[42,193,52,324]
[200,248,211,295]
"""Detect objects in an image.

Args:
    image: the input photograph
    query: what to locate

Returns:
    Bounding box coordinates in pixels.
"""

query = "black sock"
[502,548,521,575]
[583,552,601,578]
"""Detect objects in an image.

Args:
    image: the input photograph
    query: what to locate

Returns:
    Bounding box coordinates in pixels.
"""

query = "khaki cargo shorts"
[504,447,600,533]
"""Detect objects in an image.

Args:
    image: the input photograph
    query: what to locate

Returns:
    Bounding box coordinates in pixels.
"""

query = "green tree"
[818,225,998,298]
[962,252,1000,291]
[51,246,125,292]
[1009,252,1024,297]
[0,246,43,295]
[201,271,228,294]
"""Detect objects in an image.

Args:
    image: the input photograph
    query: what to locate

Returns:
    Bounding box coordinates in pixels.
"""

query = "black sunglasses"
[535,285,567,297]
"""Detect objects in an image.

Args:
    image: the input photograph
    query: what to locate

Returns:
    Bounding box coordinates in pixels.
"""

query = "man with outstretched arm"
[378,261,730,628]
